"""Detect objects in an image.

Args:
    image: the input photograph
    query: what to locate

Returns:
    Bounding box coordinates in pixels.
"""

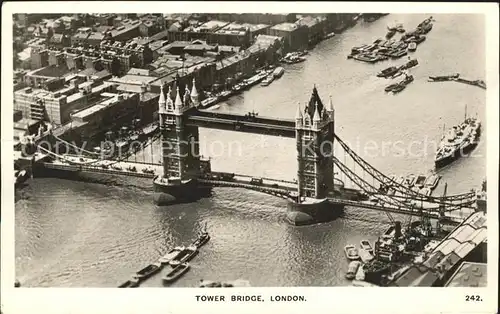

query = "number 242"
[465,295,482,302]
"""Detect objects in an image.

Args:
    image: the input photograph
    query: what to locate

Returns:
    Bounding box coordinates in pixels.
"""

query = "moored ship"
[434,106,481,169]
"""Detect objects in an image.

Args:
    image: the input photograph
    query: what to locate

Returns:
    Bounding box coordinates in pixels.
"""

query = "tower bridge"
[25,79,480,226]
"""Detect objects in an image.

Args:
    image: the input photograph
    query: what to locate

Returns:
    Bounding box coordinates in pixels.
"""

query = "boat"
[324,32,336,40]
[401,59,418,70]
[355,264,366,281]
[391,83,406,93]
[15,169,30,187]
[344,244,360,260]
[408,42,417,51]
[360,240,374,254]
[414,175,427,189]
[404,174,416,187]
[244,71,268,87]
[363,260,391,285]
[135,262,162,281]
[419,22,433,34]
[260,74,274,86]
[192,232,210,248]
[273,66,285,79]
[377,66,400,78]
[118,276,140,288]
[390,49,407,59]
[414,35,426,44]
[163,262,190,284]
[455,78,487,90]
[352,279,379,287]
[346,261,361,280]
[206,104,220,111]
[384,83,400,93]
[424,174,441,190]
[385,29,396,39]
[201,96,218,108]
[198,279,251,287]
[435,109,481,169]
[169,245,198,265]
[159,246,185,264]
[428,73,460,82]
[353,54,379,63]
[359,249,375,263]
[420,187,432,196]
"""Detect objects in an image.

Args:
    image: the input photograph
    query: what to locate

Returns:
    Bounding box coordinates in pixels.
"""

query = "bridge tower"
[287,86,338,225]
[295,86,335,200]
[154,78,204,204]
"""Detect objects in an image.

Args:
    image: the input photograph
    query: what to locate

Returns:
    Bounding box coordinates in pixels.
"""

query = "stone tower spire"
[166,85,173,111]
[174,86,183,112]
[158,84,166,113]
[190,77,199,106]
[295,102,303,127]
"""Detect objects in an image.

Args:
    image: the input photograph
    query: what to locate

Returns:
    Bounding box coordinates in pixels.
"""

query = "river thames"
[15,13,486,287]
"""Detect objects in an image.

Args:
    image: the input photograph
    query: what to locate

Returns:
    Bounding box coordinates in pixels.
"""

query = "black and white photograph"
[2,2,498,313]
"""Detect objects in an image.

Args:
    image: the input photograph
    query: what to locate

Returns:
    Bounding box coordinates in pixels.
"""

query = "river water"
[15,13,486,287]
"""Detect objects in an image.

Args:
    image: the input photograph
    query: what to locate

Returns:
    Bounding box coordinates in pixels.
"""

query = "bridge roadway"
[187,109,296,138]
[37,155,473,223]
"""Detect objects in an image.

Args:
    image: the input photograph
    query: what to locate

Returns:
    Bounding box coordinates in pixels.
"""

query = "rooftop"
[17,47,32,61]
[71,92,132,120]
[296,16,326,28]
[270,22,300,32]
[444,262,487,287]
[109,74,158,85]
[197,20,229,32]
[219,22,269,34]
[27,65,71,78]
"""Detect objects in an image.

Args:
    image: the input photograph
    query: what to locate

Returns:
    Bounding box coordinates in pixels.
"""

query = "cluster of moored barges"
[346,219,444,286]
[200,65,286,109]
[118,229,210,288]
[377,173,441,198]
[348,17,434,63]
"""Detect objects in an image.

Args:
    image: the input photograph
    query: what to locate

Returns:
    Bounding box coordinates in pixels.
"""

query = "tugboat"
[408,42,417,51]
[192,231,210,248]
[169,245,198,265]
[159,246,185,265]
[377,66,401,78]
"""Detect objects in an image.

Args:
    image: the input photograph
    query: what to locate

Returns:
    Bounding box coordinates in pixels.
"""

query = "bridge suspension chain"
[333,157,414,224]
[333,155,473,217]
[52,134,101,157]
[334,134,475,205]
